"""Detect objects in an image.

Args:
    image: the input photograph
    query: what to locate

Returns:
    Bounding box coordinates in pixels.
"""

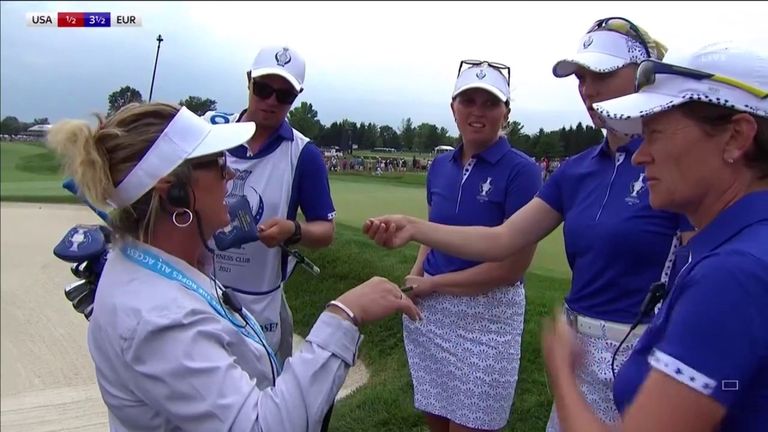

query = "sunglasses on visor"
[457,59,511,84]
[587,16,652,58]
[251,80,299,105]
[190,153,229,179]
[636,59,768,99]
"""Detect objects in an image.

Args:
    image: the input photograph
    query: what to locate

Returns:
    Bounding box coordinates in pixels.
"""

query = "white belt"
[563,305,647,344]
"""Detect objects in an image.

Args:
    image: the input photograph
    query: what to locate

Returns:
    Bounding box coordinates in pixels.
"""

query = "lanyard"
[120,243,281,375]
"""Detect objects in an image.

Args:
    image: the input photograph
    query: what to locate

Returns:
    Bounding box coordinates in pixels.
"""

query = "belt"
[563,304,647,344]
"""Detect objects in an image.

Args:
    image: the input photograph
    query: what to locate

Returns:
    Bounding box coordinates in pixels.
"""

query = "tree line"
[2,85,605,159]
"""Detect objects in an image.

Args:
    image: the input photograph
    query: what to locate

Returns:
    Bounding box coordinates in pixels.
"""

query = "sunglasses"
[251,80,299,105]
[636,59,768,99]
[457,59,511,84]
[587,16,651,58]
[190,153,228,179]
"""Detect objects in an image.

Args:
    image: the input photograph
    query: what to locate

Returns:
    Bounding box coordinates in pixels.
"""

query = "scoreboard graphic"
[27,12,141,27]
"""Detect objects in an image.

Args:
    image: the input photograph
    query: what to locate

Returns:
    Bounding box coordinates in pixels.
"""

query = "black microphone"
[611,280,668,378]
[221,288,243,314]
[639,281,667,319]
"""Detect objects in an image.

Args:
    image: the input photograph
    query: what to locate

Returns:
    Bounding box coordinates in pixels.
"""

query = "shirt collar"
[687,190,768,259]
[227,109,294,158]
[450,136,509,164]
[591,136,643,159]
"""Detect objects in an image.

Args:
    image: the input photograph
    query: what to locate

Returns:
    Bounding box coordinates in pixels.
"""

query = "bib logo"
[477,177,493,202]
[625,172,647,205]
[225,168,265,230]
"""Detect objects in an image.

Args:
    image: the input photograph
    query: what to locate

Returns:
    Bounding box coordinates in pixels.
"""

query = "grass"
[285,225,569,431]
[0,141,77,203]
[2,141,573,431]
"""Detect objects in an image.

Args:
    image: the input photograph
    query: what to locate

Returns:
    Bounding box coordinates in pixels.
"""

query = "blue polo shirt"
[614,190,768,430]
[537,138,692,323]
[422,137,542,277]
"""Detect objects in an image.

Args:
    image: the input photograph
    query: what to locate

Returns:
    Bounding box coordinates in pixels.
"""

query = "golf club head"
[72,288,96,316]
[70,262,90,279]
[83,304,94,320]
[64,279,92,303]
[54,224,107,263]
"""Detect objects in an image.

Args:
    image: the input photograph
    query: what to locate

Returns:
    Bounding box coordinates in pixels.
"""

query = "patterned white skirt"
[545,329,640,431]
[403,280,526,430]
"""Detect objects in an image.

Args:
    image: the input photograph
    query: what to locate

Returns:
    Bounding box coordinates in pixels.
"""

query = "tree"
[288,101,323,138]
[501,119,527,146]
[414,122,441,153]
[398,118,416,151]
[1,116,23,135]
[108,86,144,115]
[179,96,217,116]
[379,125,401,150]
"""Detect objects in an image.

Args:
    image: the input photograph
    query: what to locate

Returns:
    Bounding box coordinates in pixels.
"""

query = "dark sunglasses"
[190,153,228,179]
[636,59,768,99]
[457,59,511,84]
[587,16,651,59]
[251,80,299,105]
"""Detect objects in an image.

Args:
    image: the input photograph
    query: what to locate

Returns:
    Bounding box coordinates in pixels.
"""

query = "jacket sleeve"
[122,308,361,431]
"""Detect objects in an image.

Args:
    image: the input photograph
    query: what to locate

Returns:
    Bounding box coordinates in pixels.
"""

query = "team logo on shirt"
[477,177,493,202]
[275,47,292,67]
[625,172,647,205]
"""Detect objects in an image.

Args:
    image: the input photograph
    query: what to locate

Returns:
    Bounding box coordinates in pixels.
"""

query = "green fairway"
[328,173,569,279]
[1,141,571,278]
[2,140,572,431]
[0,141,75,202]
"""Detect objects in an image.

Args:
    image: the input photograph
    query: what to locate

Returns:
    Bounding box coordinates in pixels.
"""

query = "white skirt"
[403,279,525,430]
[545,330,639,431]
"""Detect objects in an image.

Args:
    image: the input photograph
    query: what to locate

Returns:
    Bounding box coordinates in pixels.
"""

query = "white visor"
[594,41,768,135]
[109,107,255,208]
[553,30,649,77]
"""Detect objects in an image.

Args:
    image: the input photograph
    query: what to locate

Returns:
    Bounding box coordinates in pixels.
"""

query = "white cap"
[553,30,650,77]
[249,45,306,92]
[453,65,510,102]
[594,40,768,135]
[109,107,255,208]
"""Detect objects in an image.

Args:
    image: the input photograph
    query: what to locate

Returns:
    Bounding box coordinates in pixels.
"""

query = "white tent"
[25,124,51,136]
[433,145,454,155]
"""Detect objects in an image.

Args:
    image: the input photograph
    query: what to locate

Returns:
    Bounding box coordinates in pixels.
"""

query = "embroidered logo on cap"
[583,36,594,49]
[476,69,486,80]
[275,47,292,67]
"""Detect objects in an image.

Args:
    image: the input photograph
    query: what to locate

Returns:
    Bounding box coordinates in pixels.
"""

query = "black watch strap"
[285,220,302,246]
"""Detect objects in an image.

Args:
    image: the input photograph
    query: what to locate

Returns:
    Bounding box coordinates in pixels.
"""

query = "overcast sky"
[2,1,766,134]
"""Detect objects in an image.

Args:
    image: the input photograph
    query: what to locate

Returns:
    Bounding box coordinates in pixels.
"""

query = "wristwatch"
[285,219,302,246]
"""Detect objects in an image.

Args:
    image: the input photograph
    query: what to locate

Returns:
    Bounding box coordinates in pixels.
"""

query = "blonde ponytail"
[603,18,668,60]
[47,118,115,209]
[46,102,182,240]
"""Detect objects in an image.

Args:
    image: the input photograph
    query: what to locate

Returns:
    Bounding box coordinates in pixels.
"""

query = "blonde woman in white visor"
[46,102,421,431]
[543,39,768,432]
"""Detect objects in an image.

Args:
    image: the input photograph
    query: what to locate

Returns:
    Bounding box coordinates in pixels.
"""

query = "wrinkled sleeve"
[505,161,542,218]
[295,143,336,222]
[651,252,768,408]
[123,309,361,432]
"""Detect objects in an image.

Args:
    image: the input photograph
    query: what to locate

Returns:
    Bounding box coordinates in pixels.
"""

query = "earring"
[726,158,735,164]
[172,209,193,227]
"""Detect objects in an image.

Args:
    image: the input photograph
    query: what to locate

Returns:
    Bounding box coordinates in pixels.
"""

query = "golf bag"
[53,224,111,320]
